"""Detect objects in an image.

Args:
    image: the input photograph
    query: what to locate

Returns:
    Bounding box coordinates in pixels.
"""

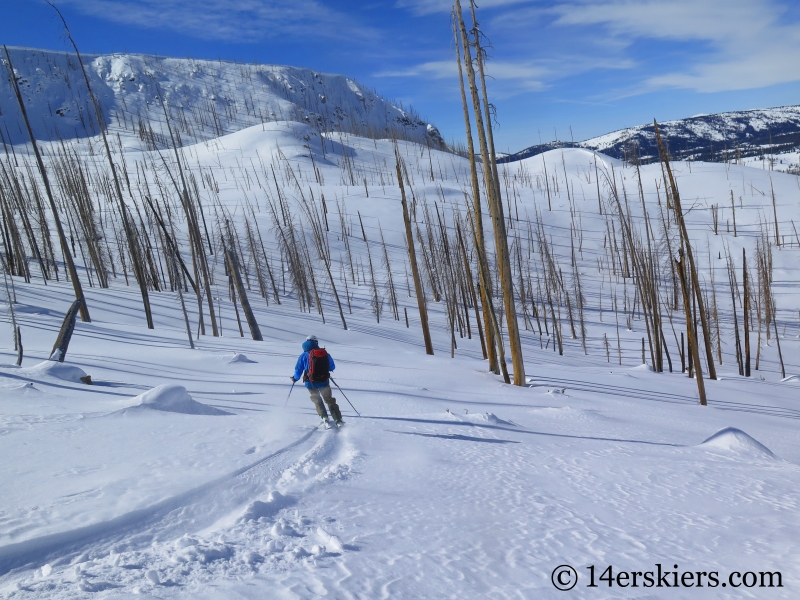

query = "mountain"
[0,47,444,149]
[499,105,800,166]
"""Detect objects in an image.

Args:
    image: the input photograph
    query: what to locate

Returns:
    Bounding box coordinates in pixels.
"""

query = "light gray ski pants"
[308,385,342,421]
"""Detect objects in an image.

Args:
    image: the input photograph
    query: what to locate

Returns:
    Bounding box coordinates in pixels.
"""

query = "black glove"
[290,376,298,383]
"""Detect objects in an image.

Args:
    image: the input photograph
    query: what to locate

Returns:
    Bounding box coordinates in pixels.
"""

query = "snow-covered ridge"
[500,105,800,168]
[0,47,444,149]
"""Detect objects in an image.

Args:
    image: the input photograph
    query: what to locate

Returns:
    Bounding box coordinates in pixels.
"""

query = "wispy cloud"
[375,61,455,79]
[376,50,636,99]
[549,0,800,93]
[55,0,375,43]
[378,59,546,82]
[395,0,531,17]
[395,0,800,98]
[375,58,550,96]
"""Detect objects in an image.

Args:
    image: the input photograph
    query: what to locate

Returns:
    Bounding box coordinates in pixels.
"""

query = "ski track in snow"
[1,426,359,597]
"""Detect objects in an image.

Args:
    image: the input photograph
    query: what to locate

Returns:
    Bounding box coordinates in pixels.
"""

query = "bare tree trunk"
[677,252,707,404]
[396,151,433,355]
[742,248,751,376]
[173,253,195,349]
[456,0,525,385]
[456,220,487,359]
[47,7,154,328]
[225,248,263,341]
[50,298,82,362]
[770,179,780,246]
[727,253,744,375]
[452,17,497,371]
[2,46,89,321]
[655,121,716,381]
[14,326,22,367]
[773,300,785,378]
[153,83,219,336]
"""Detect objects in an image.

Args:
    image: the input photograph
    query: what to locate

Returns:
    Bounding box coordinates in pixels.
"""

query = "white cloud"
[375,59,549,95]
[56,0,374,43]
[378,59,545,80]
[375,50,638,99]
[549,0,800,93]
[395,0,532,17]
[375,61,456,79]
[395,0,800,98]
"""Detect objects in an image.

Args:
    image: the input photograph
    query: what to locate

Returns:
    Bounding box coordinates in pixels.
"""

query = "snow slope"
[0,116,800,599]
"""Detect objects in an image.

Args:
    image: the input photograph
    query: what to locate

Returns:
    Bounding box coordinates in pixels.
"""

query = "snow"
[123,384,232,416]
[698,427,776,458]
[240,492,293,523]
[583,105,800,150]
[505,105,800,172]
[0,47,444,149]
[15,361,88,384]
[228,353,256,364]
[1,53,800,597]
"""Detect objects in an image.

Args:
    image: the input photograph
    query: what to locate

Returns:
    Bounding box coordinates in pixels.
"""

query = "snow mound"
[240,491,294,522]
[316,527,345,553]
[128,384,231,416]
[229,353,256,364]
[461,412,517,427]
[698,427,775,458]
[781,375,800,383]
[270,518,300,537]
[22,361,88,383]
[9,382,39,394]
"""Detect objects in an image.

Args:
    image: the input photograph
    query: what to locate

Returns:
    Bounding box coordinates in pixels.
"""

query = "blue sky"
[4,0,800,152]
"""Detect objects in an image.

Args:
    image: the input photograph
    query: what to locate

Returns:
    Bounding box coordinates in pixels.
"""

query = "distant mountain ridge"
[499,106,800,165]
[0,47,444,149]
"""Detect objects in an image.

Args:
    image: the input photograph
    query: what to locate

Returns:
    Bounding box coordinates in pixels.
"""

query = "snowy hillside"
[0,47,444,149]
[501,105,800,170]
[1,50,800,597]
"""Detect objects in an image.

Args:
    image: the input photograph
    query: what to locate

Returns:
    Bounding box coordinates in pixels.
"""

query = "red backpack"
[306,348,330,383]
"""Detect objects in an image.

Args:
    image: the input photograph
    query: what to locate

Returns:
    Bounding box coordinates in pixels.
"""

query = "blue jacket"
[293,340,335,389]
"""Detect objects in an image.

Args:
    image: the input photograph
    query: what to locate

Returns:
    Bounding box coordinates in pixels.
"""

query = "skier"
[291,335,344,428]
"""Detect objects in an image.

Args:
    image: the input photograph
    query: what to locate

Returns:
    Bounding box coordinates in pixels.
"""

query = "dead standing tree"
[655,121,716,384]
[396,149,434,355]
[455,0,525,385]
[153,80,219,336]
[298,188,348,330]
[2,46,89,321]
[48,3,154,328]
[452,12,498,373]
[224,245,263,341]
[676,249,707,404]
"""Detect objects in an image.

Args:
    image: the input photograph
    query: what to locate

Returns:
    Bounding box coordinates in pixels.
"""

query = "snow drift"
[18,360,89,384]
[125,384,231,416]
[229,353,256,364]
[698,427,776,459]
[240,491,294,522]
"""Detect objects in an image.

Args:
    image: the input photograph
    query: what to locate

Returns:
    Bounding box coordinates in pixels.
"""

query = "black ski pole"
[284,379,296,407]
[329,377,361,417]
